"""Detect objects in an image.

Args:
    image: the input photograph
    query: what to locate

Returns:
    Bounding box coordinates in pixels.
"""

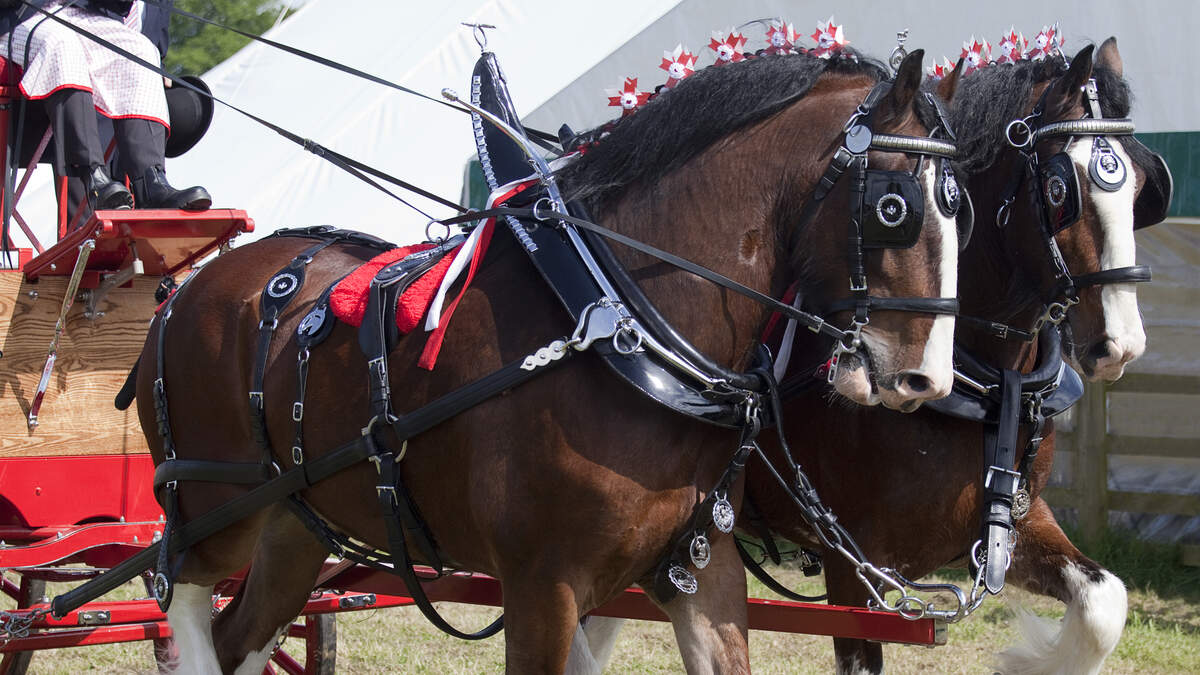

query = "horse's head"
[797,50,962,411]
[1018,41,1170,381]
[558,49,962,412]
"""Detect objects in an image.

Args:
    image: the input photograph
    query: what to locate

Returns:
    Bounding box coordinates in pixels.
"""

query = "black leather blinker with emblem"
[1040,152,1082,233]
[861,170,924,249]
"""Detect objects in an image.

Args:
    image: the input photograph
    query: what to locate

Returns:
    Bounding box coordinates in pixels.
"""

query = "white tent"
[8,0,1195,250]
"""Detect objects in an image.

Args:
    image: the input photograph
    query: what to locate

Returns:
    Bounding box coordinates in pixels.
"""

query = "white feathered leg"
[999,563,1127,675]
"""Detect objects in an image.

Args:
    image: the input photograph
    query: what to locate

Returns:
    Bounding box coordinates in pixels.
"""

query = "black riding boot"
[131,165,212,210]
[116,118,211,210]
[84,164,134,210]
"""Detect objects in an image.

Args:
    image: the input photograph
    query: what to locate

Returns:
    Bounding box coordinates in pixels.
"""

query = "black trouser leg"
[52,174,91,228]
[44,88,104,175]
[114,117,166,181]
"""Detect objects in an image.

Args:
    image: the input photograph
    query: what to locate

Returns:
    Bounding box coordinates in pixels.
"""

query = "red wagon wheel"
[0,573,47,675]
[264,613,336,675]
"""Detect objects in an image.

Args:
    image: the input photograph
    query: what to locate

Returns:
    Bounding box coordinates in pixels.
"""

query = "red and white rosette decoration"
[994,27,1027,64]
[606,77,651,117]
[709,28,747,65]
[960,35,992,75]
[927,56,956,80]
[1027,24,1064,61]
[809,16,847,59]
[660,44,698,88]
[764,19,800,56]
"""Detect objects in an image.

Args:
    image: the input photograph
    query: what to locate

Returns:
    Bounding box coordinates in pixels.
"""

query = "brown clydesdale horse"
[573,39,1172,675]
[136,49,962,673]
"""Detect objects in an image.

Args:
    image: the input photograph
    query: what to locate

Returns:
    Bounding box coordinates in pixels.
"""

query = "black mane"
[558,51,889,210]
[944,54,1135,174]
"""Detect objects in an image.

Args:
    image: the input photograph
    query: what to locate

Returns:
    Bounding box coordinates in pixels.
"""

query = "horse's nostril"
[900,373,931,394]
[1087,340,1115,361]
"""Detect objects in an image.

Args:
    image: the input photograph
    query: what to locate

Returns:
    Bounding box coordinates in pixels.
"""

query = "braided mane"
[558,51,889,210]
[944,54,1135,174]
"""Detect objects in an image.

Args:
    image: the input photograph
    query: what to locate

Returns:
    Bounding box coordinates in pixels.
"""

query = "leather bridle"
[965,77,1152,342]
[790,83,961,381]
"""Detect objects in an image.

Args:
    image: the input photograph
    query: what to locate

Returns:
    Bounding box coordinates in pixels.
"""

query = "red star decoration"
[764,20,799,55]
[659,45,698,88]
[606,77,651,117]
[709,29,747,64]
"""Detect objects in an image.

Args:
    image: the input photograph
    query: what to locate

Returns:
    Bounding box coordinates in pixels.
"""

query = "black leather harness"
[53,54,966,633]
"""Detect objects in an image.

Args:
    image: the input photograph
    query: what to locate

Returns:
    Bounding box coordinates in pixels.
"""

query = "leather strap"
[1071,264,1152,289]
[374,452,500,639]
[154,460,272,494]
[250,241,334,463]
[735,539,826,602]
[442,206,852,345]
[826,296,960,316]
[978,369,1021,595]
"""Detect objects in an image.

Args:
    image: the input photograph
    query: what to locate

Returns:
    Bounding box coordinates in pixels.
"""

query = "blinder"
[861,170,924,249]
[935,157,973,250]
[1131,143,1174,230]
[1039,152,1082,233]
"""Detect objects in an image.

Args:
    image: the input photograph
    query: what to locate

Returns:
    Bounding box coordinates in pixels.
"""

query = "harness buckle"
[292,402,304,422]
[376,483,397,505]
[259,318,278,331]
[849,276,867,293]
[983,465,1021,496]
[249,391,264,412]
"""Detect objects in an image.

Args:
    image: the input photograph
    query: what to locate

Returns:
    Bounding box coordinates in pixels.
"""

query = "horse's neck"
[957,150,1050,372]
[596,149,788,369]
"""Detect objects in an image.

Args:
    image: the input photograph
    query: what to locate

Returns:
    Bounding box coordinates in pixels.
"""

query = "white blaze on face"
[1067,140,1146,361]
[917,161,957,396]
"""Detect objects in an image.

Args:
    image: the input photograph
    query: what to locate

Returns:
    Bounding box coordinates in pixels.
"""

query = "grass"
[5,528,1197,673]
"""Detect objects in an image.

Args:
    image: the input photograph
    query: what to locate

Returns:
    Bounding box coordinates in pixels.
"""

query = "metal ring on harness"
[612,324,643,355]
[996,198,1013,228]
[1005,119,1033,149]
[425,218,452,243]
[531,197,559,222]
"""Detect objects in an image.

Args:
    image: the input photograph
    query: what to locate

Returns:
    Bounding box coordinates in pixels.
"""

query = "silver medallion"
[1045,175,1068,208]
[689,533,711,569]
[267,272,299,298]
[942,172,960,209]
[1011,487,1031,521]
[667,564,698,595]
[712,492,735,533]
[875,193,907,227]
[297,306,326,336]
[845,124,873,154]
[1089,138,1127,191]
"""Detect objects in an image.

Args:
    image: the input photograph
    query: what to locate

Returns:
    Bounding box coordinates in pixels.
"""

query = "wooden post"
[1074,381,1110,543]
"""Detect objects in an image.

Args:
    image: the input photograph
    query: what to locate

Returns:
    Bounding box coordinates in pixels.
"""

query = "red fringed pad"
[329,243,460,333]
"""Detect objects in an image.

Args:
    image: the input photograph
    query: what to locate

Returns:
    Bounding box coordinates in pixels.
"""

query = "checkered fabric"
[4,1,168,126]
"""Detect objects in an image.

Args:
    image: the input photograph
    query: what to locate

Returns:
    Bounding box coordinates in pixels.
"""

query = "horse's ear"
[1045,45,1094,115]
[935,57,965,102]
[1096,37,1123,77]
[878,49,925,121]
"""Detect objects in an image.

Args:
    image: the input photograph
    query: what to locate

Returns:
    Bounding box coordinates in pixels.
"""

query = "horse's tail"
[114,361,138,410]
